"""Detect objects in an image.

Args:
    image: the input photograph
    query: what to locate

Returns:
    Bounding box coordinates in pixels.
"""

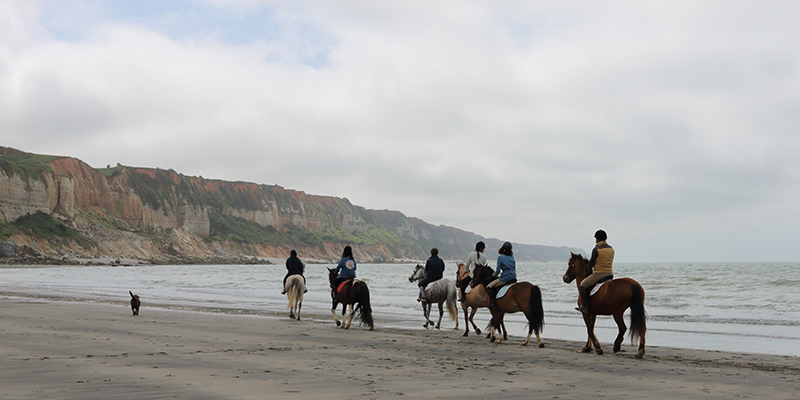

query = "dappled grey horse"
[408,264,459,329]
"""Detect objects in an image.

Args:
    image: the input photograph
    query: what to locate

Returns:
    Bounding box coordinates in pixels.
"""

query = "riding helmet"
[594,230,607,241]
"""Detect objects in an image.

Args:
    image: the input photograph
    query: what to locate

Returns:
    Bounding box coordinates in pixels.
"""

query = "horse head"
[563,252,589,283]
[328,267,337,284]
[472,264,495,286]
[408,264,425,282]
[456,263,467,281]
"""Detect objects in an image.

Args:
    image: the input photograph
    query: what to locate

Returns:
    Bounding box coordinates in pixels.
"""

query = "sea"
[1,261,798,357]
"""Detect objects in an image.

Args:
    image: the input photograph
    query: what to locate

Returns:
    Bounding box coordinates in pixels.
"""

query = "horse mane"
[472,264,495,285]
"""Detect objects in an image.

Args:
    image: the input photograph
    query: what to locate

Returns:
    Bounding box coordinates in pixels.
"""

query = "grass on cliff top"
[208,210,398,248]
[1,211,96,250]
[0,151,60,182]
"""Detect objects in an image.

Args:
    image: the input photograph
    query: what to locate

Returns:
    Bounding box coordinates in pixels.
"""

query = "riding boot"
[577,286,591,314]
[418,286,426,302]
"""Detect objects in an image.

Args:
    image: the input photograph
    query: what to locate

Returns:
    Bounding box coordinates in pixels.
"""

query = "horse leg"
[636,335,646,359]
[613,311,627,353]
[469,307,481,335]
[583,314,603,355]
[423,302,432,328]
[495,314,506,344]
[522,308,544,348]
[435,301,444,329]
[345,304,355,329]
[461,302,472,336]
[331,298,341,327]
[296,297,302,321]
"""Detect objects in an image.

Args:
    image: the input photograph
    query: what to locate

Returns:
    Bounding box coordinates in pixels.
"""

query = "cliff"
[0,147,583,263]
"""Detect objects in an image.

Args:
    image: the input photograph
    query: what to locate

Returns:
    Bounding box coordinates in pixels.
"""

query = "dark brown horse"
[563,252,646,358]
[472,265,545,347]
[328,268,374,330]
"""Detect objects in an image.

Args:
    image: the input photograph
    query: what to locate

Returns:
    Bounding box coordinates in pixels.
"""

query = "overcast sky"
[2,1,799,262]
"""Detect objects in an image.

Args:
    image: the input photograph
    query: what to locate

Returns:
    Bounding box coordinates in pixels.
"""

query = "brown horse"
[328,268,374,330]
[472,265,545,347]
[563,252,646,358]
[455,263,502,338]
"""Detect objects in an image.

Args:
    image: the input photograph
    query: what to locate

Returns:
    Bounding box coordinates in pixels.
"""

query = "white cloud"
[1,0,799,261]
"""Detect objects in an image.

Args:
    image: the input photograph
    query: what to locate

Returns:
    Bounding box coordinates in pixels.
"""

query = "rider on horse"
[578,230,614,314]
[332,245,357,290]
[460,241,487,301]
[418,248,445,302]
[282,249,307,294]
[486,241,517,309]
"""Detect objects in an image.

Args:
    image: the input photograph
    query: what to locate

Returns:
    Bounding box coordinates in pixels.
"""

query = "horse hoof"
[475,329,481,335]
[490,337,496,343]
[596,349,604,355]
[463,332,469,337]
[636,350,645,359]
[336,321,341,327]
[613,346,621,353]
[582,347,592,353]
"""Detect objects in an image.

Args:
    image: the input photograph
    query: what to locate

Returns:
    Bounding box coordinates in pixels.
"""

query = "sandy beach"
[1,299,798,399]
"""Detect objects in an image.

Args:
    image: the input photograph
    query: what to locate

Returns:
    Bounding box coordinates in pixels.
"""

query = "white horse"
[285,274,305,320]
[408,264,459,329]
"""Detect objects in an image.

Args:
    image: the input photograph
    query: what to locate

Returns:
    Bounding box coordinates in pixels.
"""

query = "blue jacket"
[495,255,516,282]
[334,257,357,279]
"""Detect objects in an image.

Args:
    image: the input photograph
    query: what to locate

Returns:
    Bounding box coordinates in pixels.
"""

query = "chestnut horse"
[328,268,374,330]
[455,263,503,338]
[563,252,646,358]
[472,264,545,347]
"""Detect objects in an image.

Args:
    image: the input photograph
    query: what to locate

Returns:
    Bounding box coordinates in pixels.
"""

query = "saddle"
[496,283,516,299]
[336,279,358,294]
[424,280,438,292]
[588,275,614,296]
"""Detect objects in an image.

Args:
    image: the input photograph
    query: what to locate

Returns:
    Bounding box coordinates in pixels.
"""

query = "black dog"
[129,291,140,316]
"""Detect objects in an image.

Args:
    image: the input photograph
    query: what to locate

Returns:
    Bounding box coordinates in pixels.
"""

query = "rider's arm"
[586,248,599,270]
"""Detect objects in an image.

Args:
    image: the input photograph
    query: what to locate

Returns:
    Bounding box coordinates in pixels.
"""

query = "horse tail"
[354,281,374,328]
[628,283,647,346]
[526,284,545,334]
[446,283,458,322]
[286,277,299,309]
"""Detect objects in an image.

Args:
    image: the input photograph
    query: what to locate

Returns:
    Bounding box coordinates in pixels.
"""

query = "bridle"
[409,264,425,282]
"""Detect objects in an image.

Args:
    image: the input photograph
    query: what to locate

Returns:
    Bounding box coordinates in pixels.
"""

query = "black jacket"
[424,255,445,281]
[285,252,304,276]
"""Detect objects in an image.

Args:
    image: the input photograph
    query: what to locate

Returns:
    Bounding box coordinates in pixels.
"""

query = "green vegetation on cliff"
[0,148,59,183]
[0,211,95,250]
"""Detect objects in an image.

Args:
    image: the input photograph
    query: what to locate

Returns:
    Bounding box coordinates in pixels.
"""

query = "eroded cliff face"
[0,149,582,263]
[0,155,407,261]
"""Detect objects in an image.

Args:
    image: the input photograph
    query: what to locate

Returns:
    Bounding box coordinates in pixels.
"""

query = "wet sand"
[1,298,798,399]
